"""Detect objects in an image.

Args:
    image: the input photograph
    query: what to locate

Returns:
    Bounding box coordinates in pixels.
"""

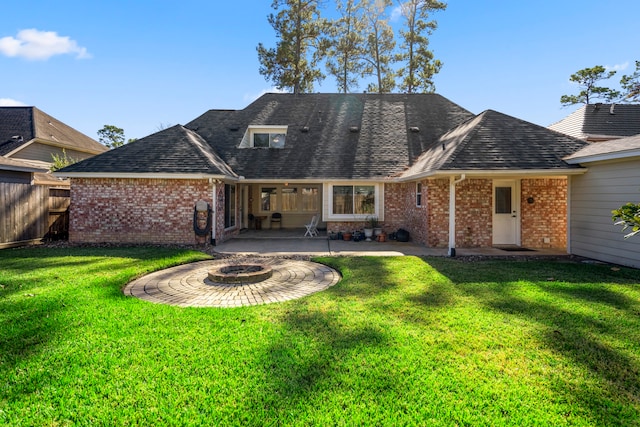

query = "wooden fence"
[0,183,70,248]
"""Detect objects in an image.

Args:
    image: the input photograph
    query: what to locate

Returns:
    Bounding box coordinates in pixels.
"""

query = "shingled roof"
[0,106,105,156]
[185,93,474,180]
[548,103,640,141]
[59,93,588,181]
[61,125,237,177]
[401,110,588,179]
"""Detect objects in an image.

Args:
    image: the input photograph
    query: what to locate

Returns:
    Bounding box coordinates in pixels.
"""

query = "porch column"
[448,174,466,256]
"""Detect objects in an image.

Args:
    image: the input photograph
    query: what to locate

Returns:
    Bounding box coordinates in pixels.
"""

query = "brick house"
[57,93,587,253]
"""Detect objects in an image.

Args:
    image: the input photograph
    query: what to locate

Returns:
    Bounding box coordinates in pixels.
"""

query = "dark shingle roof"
[0,106,105,156]
[60,125,237,176]
[184,93,474,180]
[402,110,588,177]
[548,103,640,140]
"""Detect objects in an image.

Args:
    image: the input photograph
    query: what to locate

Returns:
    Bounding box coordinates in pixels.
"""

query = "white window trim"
[324,182,384,221]
[240,125,288,148]
[416,182,423,207]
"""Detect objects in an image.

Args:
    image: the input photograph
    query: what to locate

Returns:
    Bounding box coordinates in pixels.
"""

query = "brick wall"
[520,178,567,249]
[70,178,217,245]
[455,179,493,247]
[427,178,450,247]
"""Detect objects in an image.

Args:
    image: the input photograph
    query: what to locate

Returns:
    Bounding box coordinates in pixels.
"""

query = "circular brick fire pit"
[208,263,273,285]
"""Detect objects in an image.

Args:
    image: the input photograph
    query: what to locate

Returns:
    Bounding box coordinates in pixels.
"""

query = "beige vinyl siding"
[569,157,640,268]
[10,143,93,164]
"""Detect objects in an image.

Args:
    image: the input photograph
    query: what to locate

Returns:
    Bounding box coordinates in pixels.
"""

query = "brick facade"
[520,178,567,249]
[70,178,235,245]
[69,177,567,249]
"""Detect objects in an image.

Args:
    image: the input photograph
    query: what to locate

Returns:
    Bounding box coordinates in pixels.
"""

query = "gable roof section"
[186,93,474,180]
[548,104,640,141]
[58,125,237,178]
[564,133,640,164]
[400,110,589,179]
[0,106,105,156]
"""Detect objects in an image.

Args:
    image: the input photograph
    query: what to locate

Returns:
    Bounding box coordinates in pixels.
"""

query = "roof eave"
[396,168,587,182]
[565,149,640,164]
[53,172,240,181]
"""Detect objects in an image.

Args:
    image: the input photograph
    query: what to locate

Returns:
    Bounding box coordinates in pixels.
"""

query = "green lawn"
[1,247,640,426]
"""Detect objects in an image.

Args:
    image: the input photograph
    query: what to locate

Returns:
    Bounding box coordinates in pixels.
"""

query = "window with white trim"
[416,182,423,207]
[327,184,380,219]
[240,126,288,148]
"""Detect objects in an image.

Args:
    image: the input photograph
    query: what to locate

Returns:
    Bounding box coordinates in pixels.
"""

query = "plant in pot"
[363,216,376,241]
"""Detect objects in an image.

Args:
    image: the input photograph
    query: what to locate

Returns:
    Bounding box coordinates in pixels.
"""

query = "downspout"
[210,179,217,245]
[448,174,466,257]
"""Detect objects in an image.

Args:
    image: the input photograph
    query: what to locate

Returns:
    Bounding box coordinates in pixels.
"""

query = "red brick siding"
[384,182,428,243]
[455,179,493,247]
[70,178,219,245]
[520,178,567,249]
[427,178,450,247]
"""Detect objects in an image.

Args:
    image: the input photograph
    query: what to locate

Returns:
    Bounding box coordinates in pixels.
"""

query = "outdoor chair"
[304,215,319,237]
[270,212,282,229]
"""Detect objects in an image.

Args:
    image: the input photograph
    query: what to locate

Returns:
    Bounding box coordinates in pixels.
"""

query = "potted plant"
[363,216,376,241]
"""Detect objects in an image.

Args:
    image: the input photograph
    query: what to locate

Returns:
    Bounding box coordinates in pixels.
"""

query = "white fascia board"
[565,149,640,164]
[395,168,587,182]
[52,172,239,181]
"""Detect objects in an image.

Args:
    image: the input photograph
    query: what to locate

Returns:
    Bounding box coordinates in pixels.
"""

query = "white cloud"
[0,98,27,106]
[606,62,629,72]
[390,5,404,22]
[0,29,90,60]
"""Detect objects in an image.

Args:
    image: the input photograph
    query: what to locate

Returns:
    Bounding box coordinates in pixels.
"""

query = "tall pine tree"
[362,0,396,93]
[396,0,446,93]
[257,0,326,93]
[325,0,367,93]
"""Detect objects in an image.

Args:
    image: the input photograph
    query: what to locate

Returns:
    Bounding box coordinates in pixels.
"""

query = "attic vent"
[11,135,23,142]
[229,126,239,131]
[409,126,420,133]
[349,126,359,133]
[301,126,309,133]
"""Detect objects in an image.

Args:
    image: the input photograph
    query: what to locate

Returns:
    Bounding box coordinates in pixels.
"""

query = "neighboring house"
[564,134,640,268]
[549,103,640,142]
[58,93,588,253]
[0,106,107,247]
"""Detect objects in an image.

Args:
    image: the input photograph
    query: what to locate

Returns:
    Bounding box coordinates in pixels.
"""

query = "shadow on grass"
[424,256,640,422]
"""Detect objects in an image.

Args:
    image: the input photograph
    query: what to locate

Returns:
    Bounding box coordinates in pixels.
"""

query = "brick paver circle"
[123,258,341,308]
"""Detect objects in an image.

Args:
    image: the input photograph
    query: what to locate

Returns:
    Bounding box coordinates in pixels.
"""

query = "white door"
[493,180,519,245]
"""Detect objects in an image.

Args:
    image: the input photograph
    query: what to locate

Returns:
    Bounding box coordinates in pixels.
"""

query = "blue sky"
[1,0,638,141]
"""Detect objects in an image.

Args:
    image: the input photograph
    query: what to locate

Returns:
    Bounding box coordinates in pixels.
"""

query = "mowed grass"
[1,247,640,426]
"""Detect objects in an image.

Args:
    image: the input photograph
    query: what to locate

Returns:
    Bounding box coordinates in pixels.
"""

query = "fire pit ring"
[208,263,273,285]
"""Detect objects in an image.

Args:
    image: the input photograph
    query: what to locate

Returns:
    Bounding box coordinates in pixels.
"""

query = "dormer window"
[240,126,288,148]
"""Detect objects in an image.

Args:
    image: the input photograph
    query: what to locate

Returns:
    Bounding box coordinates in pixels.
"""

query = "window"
[252,132,285,148]
[495,187,512,214]
[332,185,375,216]
[261,187,277,211]
[240,126,288,148]
[281,187,298,212]
[302,187,319,212]
[416,182,423,207]
[224,184,236,228]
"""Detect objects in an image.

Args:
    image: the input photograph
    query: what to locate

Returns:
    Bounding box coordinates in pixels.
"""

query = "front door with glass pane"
[492,180,519,245]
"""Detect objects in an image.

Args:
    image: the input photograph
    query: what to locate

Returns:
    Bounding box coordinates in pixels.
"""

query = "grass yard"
[1,246,640,426]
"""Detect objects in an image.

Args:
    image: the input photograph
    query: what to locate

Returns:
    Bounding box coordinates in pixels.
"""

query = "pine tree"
[257,0,326,94]
[396,0,446,94]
